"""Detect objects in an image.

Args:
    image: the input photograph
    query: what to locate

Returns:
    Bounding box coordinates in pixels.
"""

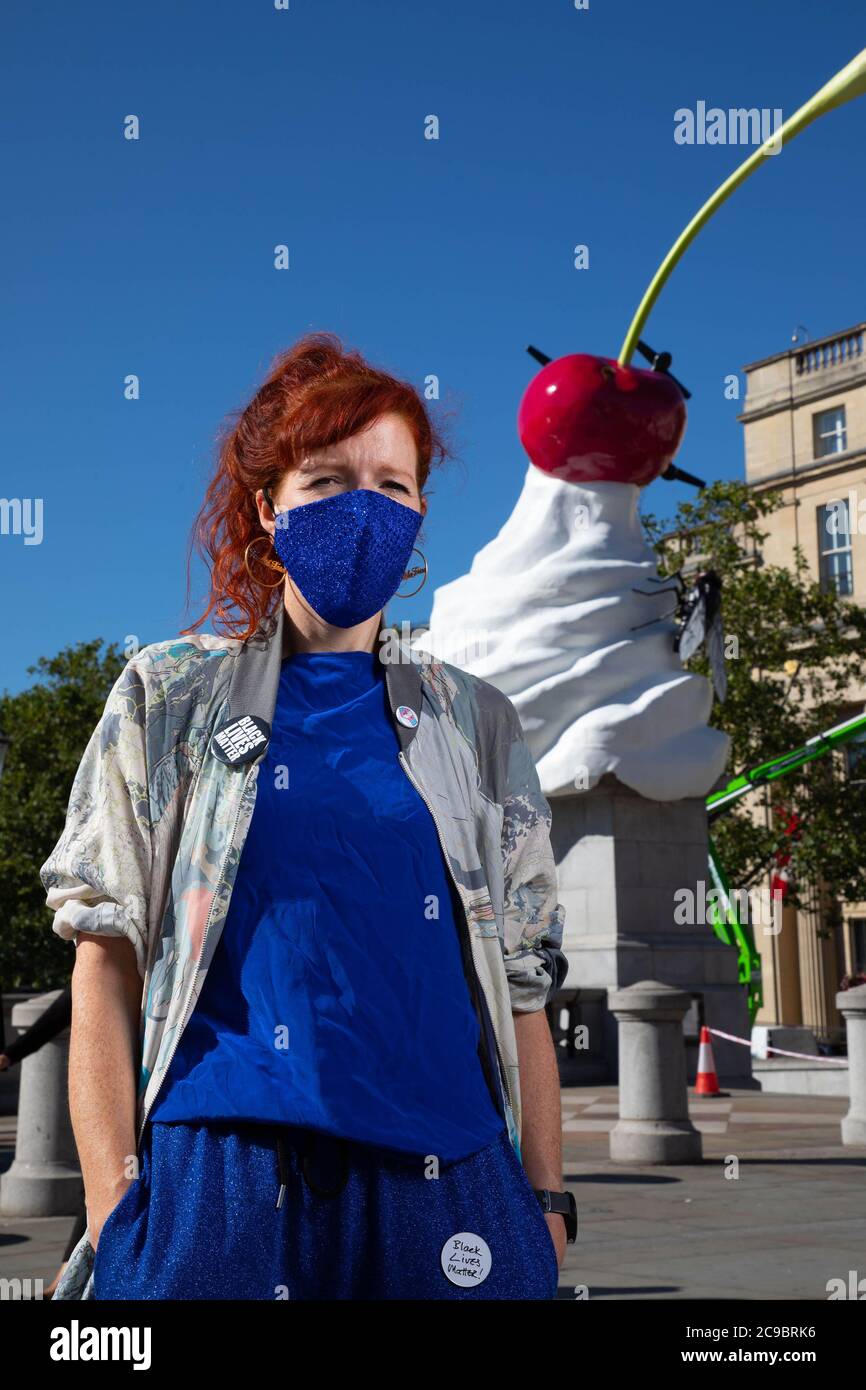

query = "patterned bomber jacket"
[40,601,568,1299]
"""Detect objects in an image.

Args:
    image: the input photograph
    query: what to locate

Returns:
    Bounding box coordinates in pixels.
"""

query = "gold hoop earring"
[394,547,428,599]
[244,535,286,589]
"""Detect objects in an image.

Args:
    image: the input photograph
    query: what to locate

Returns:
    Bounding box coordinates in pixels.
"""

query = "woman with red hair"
[42,333,573,1301]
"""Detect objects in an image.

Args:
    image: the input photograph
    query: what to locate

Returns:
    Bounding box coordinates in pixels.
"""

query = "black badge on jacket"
[210,714,271,766]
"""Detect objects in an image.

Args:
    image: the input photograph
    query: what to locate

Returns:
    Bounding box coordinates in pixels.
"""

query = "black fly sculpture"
[630,570,727,702]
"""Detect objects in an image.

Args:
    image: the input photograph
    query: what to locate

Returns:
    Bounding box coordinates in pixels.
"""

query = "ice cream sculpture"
[413,45,866,803]
[413,354,729,800]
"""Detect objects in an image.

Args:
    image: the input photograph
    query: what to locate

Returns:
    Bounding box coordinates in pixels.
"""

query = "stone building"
[739,321,866,1045]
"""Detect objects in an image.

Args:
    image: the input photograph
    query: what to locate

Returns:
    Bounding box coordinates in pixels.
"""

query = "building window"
[852,919,866,974]
[817,500,854,594]
[813,405,847,459]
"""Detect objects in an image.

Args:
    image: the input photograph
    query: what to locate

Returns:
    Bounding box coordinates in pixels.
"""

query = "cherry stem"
[616,46,866,367]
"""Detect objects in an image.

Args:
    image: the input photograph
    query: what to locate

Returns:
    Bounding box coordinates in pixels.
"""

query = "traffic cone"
[694,1026,721,1096]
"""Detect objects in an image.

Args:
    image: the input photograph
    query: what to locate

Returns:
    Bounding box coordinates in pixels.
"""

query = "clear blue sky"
[2,0,864,693]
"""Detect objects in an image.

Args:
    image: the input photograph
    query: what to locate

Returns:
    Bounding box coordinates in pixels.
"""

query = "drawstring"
[272,1124,350,1206]
[274,1130,290,1210]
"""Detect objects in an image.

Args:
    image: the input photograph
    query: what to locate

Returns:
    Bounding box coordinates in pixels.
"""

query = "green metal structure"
[705,710,866,1024]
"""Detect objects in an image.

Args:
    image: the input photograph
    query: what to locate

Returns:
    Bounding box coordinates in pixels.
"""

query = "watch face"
[557,1193,578,1236]
[536,1189,577,1240]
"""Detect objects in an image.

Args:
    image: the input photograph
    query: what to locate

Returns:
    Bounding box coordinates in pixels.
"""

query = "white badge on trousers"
[441,1232,492,1287]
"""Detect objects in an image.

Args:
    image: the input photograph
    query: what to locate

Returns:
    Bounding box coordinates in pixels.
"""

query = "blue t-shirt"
[149,649,506,1162]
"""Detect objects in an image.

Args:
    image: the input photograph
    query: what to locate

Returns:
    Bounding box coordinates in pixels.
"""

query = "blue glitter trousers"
[91,1119,560,1300]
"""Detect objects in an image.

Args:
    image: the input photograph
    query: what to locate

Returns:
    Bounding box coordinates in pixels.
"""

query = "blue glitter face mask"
[268,487,423,629]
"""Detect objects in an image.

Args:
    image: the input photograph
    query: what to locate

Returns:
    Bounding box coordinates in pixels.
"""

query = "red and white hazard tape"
[707,1026,848,1065]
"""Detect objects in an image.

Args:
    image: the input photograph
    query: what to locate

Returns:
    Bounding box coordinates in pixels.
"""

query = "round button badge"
[395,704,419,729]
[210,714,271,766]
[440,1232,492,1288]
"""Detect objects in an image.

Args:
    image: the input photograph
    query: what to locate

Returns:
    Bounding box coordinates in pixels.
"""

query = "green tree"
[642,480,866,917]
[0,640,127,989]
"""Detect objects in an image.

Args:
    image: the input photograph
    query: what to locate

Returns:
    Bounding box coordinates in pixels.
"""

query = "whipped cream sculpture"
[413,353,730,801]
[414,47,866,799]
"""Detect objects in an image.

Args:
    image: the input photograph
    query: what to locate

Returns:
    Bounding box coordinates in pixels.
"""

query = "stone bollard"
[836,984,866,1147]
[609,980,703,1164]
[0,991,82,1216]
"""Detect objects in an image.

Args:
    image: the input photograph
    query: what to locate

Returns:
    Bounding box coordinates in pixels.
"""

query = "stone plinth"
[549,775,752,1083]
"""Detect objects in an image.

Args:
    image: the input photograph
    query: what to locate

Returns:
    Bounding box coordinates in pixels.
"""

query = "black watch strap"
[534,1188,577,1243]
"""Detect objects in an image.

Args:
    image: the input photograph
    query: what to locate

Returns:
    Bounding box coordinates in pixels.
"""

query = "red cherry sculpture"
[517,353,687,486]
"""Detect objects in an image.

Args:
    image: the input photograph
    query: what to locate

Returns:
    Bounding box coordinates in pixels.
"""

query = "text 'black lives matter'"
[210,715,271,766]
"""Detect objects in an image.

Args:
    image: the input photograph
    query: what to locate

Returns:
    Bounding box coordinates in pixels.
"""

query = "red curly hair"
[182,333,451,641]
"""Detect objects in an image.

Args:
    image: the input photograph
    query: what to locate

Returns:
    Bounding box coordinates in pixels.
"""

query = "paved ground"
[2,1086,864,1300]
[555,1084,866,1300]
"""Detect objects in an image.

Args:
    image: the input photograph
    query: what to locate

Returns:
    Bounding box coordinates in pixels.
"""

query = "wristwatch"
[534,1188,577,1243]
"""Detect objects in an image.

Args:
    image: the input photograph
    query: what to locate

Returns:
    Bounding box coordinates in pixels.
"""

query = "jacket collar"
[226,601,425,754]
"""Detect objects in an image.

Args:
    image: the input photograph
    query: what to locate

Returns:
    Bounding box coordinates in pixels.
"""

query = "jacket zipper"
[396,749,514,1129]
[136,762,258,1148]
